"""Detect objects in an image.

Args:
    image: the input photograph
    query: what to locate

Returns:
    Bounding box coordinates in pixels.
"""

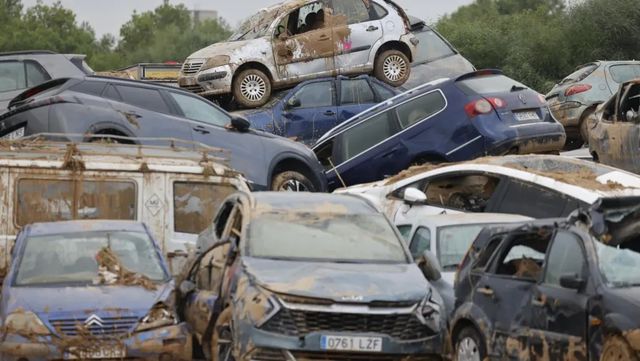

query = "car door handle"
[477,287,494,297]
[319,34,330,41]
[367,25,379,32]
[193,126,210,134]
[324,110,335,116]
[532,297,546,307]
[381,148,400,158]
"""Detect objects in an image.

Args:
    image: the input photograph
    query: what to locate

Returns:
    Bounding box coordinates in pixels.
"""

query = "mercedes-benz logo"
[84,314,104,328]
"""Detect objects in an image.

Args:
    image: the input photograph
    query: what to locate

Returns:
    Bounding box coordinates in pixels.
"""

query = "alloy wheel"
[240,74,267,102]
[279,179,310,192]
[457,336,481,361]
[383,55,408,82]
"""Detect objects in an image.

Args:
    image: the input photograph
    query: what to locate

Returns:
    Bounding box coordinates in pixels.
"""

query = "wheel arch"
[85,125,138,144]
[268,154,323,191]
[374,40,413,63]
[233,62,274,84]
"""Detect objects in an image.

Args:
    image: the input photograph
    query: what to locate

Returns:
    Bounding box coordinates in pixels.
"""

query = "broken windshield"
[247,212,409,263]
[14,231,168,286]
[596,239,640,288]
[229,8,278,41]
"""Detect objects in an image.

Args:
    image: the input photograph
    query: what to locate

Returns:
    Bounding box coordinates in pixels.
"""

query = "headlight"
[236,283,279,327]
[201,55,231,71]
[3,310,50,336]
[135,303,178,332]
[417,289,441,331]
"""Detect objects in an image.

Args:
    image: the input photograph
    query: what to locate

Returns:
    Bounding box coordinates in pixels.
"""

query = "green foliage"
[0,0,231,71]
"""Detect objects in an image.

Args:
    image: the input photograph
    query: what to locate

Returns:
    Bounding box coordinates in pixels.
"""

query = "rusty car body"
[177,192,446,361]
[588,79,640,174]
[178,0,418,108]
[450,196,640,361]
[0,138,249,279]
[0,220,192,361]
[546,60,640,149]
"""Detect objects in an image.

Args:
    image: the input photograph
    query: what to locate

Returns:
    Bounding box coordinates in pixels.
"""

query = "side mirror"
[403,188,427,205]
[230,115,251,132]
[179,280,196,294]
[559,273,585,290]
[418,250,442,282]
[286,97,301,109]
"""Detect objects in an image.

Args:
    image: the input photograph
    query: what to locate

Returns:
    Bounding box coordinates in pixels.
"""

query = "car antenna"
[328,158,347,189]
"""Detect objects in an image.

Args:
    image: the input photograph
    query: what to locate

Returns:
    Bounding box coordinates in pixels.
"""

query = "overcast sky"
[21,0,473,38]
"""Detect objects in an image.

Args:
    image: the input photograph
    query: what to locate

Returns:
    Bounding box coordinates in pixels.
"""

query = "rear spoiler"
[8,78,71,110]
[455,69,503,82]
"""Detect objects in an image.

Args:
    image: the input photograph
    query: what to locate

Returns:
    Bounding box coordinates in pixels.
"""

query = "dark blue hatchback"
[233,75,399,145]
[313,70,566,190]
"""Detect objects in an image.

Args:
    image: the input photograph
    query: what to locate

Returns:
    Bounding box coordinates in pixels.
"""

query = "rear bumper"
[0,323,192,361]
[487,130,566,155]
[548,100,587,129]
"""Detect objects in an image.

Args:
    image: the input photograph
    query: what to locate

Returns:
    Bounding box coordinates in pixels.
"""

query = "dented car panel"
[0,220,192,361]
[450,198,640,361]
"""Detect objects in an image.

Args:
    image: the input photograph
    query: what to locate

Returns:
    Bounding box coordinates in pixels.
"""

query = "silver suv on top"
[178,0,418,109]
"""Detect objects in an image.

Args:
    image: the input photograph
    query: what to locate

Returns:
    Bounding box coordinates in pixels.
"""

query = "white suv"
[178,0,417,108]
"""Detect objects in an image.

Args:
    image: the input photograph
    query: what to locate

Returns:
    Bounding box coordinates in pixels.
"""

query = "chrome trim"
[254,296,281,328]
[278,299,418,315]
[445,135,482,156]
[509,122,544,128]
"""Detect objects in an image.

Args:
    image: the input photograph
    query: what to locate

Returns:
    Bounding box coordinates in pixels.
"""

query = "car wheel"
[455,327,486,361]
[580,108,595,145]
[210,307,235,361]
[374,49,410,87]
[600,336,638,361]
[271,171,316,192]
[232,68,271,109]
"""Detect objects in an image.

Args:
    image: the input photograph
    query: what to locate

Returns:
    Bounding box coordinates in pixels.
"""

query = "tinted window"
[293,81,334,108]
[174,182,236,234]
[609,64,640,83]
[544,232,586,286]
[170,92,229,127]
[25,61,50,87]
[396,91,446,128]
[115,85,171,114]
[0,61,26,92]
[396,225,412,241]
[17,179,136,226]
[369,3,388,20]
[332,0,370,24]
[103,84,121,101]
[341,79,375,105]
[372,81,396,100]
[70,81,107,96]
[340,110,396,160]
[413,30,455,64]
[457,74,528,95]
[496,180,569,218]
[409,226,431,258]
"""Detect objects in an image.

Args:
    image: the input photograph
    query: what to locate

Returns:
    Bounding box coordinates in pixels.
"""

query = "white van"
[0,139,249,277]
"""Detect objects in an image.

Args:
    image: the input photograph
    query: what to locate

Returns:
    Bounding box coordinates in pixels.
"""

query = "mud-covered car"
[546,61,640,149]
[178,0,417,108]
[0,220,191,361]
[177,192,445,361]
[588,79,640,174]
[450,197,640,361]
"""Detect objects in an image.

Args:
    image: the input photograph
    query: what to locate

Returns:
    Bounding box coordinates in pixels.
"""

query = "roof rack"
[2,133,230,165]
[0,50,57,56]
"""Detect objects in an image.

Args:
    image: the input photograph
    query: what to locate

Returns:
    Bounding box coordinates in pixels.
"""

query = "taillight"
[538,94,547,104]
[464,97,505,118]
[564,84,592,97]
[22,96,73,110]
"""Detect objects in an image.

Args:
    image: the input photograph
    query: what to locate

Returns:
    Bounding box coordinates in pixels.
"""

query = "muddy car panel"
[178,192,446,360]
[451,197,640,360]
[0,220,192,361]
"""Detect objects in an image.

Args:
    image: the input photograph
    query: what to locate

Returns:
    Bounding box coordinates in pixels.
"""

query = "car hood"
[188,38,269,62]
[243,257,429,303]
[5,282,173,316]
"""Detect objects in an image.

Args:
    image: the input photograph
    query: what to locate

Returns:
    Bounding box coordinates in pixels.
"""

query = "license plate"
[65,346,125,359]
[514,111,540,121]
[1,127,24,140]
[320,335,383,352]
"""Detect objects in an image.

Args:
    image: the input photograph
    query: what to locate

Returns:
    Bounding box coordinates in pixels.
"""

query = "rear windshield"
[560,64,598,85]
[413,29,455,64]
[457,74,528,95]
[173,182,236,235]
[609,64,640,83]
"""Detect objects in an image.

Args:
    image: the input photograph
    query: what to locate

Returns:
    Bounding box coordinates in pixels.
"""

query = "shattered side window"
[595,238,640,288]
[174,182,236,235]
[332,0,370,24]
[423,174,501,213]
[609,64,640,84]
[493,233,551,281]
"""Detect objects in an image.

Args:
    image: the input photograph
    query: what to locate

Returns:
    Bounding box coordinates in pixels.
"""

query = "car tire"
[455,327,486,361]
[600,336,638,361]
[210,307,235,361]
[271,170,316,192]
[580,108,595,145]
[232,68,271,109]
[374,49,410,87]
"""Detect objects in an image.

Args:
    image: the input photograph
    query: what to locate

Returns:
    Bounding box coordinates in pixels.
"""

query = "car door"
[337,77,378,123]
[0,60,51,110]
[281,79,338,143]
[526,231,589,360]
[273,1,335,80]
[331,0,384,72]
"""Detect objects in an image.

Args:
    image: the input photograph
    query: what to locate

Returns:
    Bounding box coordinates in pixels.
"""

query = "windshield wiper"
[511,85,528,92]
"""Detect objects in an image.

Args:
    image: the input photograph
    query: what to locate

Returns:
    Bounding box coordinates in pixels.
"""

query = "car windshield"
[595,238,640,288]
[247,212,409,263]
[229,8,278,41]
[457,74,528,95]
[14,231,168,286]
[437,224,486,270]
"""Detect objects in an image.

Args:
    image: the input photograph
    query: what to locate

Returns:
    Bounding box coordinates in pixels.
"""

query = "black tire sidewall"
[374,49,410,87]
[271,171,316,192]
[232,69,271,109]
[455,327,486,361]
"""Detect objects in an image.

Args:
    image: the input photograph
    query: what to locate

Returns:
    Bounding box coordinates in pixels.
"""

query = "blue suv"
[313,70,566,190]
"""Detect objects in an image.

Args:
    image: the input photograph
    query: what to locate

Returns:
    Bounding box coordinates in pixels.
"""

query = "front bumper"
[0,323,192,361]
[178,64,233,97]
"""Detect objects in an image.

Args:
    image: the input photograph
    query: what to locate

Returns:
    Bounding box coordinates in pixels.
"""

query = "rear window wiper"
[511,85,528,92]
